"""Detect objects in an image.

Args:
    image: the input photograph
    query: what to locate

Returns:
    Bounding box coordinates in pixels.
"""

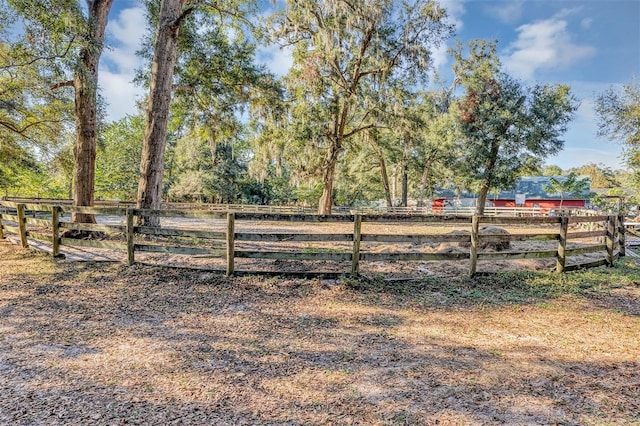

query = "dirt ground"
[1,240,638,425]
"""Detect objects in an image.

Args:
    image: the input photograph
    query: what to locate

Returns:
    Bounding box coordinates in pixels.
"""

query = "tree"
[413,87,458,206]
[452,40,578,215]
[137,0,187,225]
[136,0,263,225]
[2,0,114,223]
[540,164,563,176]
[0,22,73,198]
[270,0,452,214]
[570,163,618,189]
[543,172,590,209]
[595,80,640,177]
[95,115,145,201]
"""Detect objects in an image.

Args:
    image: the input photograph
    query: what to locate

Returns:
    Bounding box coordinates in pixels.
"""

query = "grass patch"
[343,258,640,308]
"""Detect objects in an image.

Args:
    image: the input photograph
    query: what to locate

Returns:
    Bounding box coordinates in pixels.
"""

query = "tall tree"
[137,0,186,225]
[2,0,114,223]
[270,0,452,214]
[136,0,261,225]
[413,88,458,207]
[452,40,578,215]
[0,40,72,194]
[69,0,114,223]
[95,115,145,201]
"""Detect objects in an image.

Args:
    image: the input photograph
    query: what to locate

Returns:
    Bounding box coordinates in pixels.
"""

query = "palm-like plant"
[543,172,590,209]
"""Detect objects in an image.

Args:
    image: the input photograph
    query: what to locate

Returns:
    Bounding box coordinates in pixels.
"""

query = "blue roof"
[434,176,591,200]
[494,176,590,200]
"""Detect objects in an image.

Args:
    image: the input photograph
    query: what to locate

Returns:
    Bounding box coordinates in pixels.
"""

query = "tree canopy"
[268,0,453,213]
[451,40,578,214]
[2,1,635,213]
[595,80,640,188]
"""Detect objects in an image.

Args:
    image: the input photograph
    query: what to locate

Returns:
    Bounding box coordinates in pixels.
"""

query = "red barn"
[433,176,591,213]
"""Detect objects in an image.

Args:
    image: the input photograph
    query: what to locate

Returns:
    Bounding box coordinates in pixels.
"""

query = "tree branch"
[50,80,75,90]
[343,123,377,140]
[172,6,196,31]
[0,36,77,70]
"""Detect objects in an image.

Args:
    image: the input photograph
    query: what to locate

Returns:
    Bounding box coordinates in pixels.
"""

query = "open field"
[1,240,639,425]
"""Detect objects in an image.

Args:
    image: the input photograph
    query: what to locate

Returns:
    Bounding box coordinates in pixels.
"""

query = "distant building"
[432,176,591,212]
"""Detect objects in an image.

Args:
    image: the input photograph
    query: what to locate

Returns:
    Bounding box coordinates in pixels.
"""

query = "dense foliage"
[0,0,635,210]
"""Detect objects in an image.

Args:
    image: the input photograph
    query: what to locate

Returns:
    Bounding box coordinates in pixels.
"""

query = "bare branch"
[172,6,196,31]
[50,80,75,90]
[0,36,77,70]
[343,123,376,140]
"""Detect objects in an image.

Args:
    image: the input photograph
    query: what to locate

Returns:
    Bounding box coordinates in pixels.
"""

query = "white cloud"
[503,16,595,80]
[580,17,593,30]
[485,0,524,25]
[439,0,466,30]
[99,71,144,119]
[100,6,147,121]
[553,7,583,19]
[257,44,294,77]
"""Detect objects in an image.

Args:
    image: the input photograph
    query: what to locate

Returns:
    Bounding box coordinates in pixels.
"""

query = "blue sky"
[101,0,639,171]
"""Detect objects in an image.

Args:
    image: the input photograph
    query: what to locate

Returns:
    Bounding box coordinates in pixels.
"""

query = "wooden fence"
[0,201,625,278]
[3,197,593,217]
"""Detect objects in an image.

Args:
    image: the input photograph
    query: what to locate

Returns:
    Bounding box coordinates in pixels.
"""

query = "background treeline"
[1,0,638,217]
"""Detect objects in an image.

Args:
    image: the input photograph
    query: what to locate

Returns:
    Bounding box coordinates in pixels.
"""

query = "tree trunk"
[476,182,490,216]
[475,140,501,216]
[137,0,186,226]
[318,138,342,215]
[317,165,335,215]
[377,152,392,209]
[401,162,408,207]
[401,138,408,207]
[417,162,430,207]
[71,0,113,223]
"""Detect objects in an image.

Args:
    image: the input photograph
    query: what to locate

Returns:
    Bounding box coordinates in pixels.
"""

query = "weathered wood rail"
[0,201,624,278]
[4,197,592,217]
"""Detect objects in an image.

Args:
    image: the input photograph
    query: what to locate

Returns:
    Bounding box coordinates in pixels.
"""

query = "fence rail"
[0,201,625,278]
[2,197,609,217]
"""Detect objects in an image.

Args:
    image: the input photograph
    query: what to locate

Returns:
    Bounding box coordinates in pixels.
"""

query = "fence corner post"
[17,203,28,248]
[556,215,569,273]
[618,214,626,258]
[52,206,61,257]
[606,215,616,267]
[226,212,235,276]
[351,214,362,275]
[469,215,479,278]
[126,208,135,266]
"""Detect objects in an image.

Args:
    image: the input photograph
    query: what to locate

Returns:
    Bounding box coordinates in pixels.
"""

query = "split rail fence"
[0,201,625,278]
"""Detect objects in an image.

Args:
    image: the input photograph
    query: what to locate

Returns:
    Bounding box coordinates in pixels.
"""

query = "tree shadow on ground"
[1,243,639,424]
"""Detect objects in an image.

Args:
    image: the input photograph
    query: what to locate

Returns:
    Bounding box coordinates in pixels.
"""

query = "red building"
[433,176,591,212]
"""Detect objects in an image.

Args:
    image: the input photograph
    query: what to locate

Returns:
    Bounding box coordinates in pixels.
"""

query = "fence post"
[469,215,479,278]
[556,216,569,273]
[226,212,235,276]
[126,208,135,266]
[17,203,28,248]
[606,215,616,267]
[0,208,4,239]
[352,214,362,275]
[52,206,61,257]
[618,214,626,258]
